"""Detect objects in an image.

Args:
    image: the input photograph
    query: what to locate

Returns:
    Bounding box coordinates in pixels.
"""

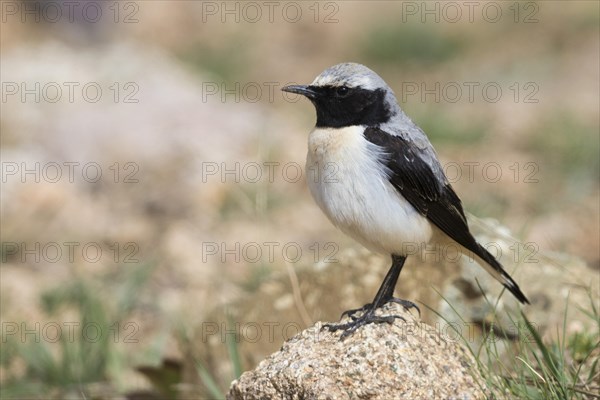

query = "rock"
[227,304,485,400]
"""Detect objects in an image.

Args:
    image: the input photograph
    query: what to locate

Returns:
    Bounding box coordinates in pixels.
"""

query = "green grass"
[0,263,156,399]
[434,290,600,399]
[411,110,488,145]
[170,311,243,399]
[196,313,244,399]
[522,112,599,184]
[177,36,249,82]
[359,22,465,66]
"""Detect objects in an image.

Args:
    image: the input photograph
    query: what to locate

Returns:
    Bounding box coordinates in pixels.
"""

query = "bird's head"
[282,62,400,128]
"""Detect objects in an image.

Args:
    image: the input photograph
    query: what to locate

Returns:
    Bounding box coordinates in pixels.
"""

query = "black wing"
[363,127,529,304]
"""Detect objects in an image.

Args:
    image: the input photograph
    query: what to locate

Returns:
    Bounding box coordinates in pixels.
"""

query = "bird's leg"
[340,255,420,319]
[377,257,421,317]
[325,255,419,338]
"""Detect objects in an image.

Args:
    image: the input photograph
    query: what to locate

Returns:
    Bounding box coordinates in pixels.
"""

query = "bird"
[282,62,529,338]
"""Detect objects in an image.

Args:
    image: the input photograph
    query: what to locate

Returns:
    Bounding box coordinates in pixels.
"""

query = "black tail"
[473,243,530,304]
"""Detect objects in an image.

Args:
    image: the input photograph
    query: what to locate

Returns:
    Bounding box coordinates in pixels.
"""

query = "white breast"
[306,126,433,255]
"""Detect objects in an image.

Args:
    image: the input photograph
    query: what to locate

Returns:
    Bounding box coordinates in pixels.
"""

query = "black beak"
[281,85,318,99]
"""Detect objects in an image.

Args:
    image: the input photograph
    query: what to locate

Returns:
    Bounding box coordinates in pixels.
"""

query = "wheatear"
[282,63,529,337]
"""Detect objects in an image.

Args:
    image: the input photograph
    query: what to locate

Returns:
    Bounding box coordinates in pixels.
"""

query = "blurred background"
[1,1,598,398]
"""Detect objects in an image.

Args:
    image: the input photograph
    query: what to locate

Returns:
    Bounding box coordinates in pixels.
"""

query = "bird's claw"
[387,297,421,318]
[340,303,372,320]
[324,296,420,339]
[339,298,420,320]
[324,311,405,340]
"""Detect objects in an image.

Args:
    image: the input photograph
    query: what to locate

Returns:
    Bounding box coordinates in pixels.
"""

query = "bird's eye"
[336,86,350,97]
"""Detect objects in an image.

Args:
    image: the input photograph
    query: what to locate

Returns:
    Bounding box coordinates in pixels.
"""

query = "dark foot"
[340,298,420,320]
[324,309,405,339]
[340,303,372,320]
[387,297,421,317]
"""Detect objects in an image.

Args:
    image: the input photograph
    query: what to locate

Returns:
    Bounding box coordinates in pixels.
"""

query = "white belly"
[306,126,433,255]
